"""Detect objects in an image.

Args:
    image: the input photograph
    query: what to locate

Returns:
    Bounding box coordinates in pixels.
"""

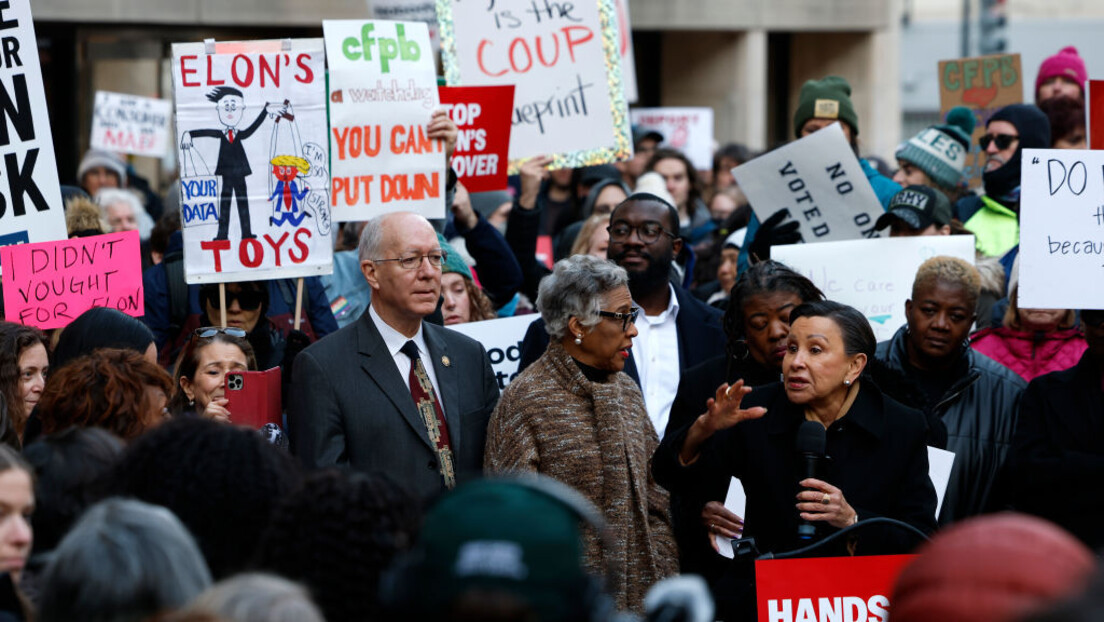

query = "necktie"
[228,129,235,143]
[400,340,455,488]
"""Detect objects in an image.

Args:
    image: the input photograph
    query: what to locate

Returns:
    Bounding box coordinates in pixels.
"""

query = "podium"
[755,555,915,622]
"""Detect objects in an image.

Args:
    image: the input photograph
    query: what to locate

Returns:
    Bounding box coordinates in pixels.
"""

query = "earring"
[843,379,852,386]
[188,399,195,406]
[574,334,583,345]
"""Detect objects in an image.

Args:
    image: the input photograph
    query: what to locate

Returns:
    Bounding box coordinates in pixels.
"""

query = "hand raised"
[699,379,767,434]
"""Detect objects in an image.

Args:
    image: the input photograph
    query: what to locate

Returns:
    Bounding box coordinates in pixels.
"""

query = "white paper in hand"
[715,477,747,559]
[927,446,955,518]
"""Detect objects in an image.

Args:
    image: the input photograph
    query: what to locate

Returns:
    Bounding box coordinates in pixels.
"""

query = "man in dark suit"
[288,211,500,501]
[518,193,726,438]
[181,86,282,241]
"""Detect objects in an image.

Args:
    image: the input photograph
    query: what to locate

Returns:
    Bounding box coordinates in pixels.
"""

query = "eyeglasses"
[372,250,448,270]
[597,307,640,331]
[607,222,675,244]
[979,133,1019,151]
[194,326,248,339]
[202,288,264,311]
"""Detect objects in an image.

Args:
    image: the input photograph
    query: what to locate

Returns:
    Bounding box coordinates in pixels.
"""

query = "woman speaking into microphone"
[654,301,936,613]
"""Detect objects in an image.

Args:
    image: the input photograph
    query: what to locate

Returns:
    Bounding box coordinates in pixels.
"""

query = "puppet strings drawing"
[180,88,331,242]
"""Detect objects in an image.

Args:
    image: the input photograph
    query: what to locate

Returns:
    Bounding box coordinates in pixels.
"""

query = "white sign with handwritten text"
[1020,149,1104,310]
[773,235,976,342]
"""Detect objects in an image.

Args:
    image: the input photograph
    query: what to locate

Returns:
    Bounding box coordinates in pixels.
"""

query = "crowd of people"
[0,45,1101,621]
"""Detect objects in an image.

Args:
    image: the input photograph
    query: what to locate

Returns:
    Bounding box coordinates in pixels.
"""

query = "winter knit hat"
[983,104,1051,200]
[793,75,859,138]
[77,148,127,186]
[436,232,472,281]
[1036,46,1087,99]
[895,107,975,189]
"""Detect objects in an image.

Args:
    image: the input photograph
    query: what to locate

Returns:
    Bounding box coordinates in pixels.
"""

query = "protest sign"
[756,555,914,622]
[439,85,514,192]
[630,107,714,170]
[614,0,638,103]
[1088,80,1104,149]
[90,91,174,158]
[171,38,333,285]
[938,53,1022,189]
[437,0,632,171]
[0,230,143,329]
[370,0,441,53]
[0,1,66,249]
[447,314,534,390]
[1019,148,1104,309]
[773,235,976,341]
[325,20,445,221]
[732,123,884,244]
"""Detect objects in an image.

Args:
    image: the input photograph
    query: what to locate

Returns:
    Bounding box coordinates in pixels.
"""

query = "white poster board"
[773,235,976,341]
[324,20,445,221]
[1019,148,1104,309]
[447,314,535,391]
[171,38,333,284]
[733,123,884,243]
[614,0,638,103]
[90,91,174,158]
[436,0,632,171]
[369,0,441,53]
[630,107,714,170]
[0,0,66,249]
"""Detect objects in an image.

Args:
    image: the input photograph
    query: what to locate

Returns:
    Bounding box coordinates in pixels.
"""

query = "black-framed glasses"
[201,287,264,311]
[194,326,247,339]
[597,306,640,331]
[607,222,675,244]
[979,133,1019,151]
[371,250,448,270]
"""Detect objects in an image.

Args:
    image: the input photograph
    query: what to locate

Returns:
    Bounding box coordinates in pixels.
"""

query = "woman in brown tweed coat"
[484,255,679,614]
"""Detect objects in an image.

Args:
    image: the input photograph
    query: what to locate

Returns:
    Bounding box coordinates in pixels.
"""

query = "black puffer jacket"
[877,325,1026,525]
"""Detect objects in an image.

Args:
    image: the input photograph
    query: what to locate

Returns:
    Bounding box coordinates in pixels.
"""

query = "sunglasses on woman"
[193,326,248,339]
[201,288,264,311]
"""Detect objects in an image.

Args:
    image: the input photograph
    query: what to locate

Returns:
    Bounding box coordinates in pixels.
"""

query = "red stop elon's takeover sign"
[439,85,514,193]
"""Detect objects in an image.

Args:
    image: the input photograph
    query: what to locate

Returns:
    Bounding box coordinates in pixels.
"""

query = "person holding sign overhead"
[288,212,500,502]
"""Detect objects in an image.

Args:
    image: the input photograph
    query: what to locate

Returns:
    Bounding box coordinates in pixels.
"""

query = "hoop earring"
[729,339,750,361]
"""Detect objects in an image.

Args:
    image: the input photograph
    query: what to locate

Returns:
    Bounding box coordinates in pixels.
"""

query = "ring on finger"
[709,523,715,531]
[821,493,830,505]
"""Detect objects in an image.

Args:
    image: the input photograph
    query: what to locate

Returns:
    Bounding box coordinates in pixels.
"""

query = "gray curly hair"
[537,255,630,340]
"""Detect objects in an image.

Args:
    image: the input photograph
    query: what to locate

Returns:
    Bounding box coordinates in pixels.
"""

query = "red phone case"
[224,367,282,429]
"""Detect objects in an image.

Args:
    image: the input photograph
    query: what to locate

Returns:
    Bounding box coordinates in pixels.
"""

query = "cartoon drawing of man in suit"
[181,87,284,241]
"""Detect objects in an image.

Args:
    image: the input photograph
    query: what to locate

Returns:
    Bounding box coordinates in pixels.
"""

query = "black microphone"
[796,420,827,541]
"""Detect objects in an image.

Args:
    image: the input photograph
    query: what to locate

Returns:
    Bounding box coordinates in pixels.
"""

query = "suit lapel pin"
[442,356,451,367]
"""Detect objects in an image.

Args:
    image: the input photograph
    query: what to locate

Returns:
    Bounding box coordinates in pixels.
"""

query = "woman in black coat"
[655,301,936,620]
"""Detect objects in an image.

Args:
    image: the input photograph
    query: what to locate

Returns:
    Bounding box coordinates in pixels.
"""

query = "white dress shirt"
[631,284,681,439]
[370,305,443,401]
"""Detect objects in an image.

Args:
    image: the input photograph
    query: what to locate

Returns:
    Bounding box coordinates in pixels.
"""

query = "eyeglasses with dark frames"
[978,133,1019,151]
[194,326,248,339]
[597,306,640,331]
[607,222,675,244]
[371,250,448,270]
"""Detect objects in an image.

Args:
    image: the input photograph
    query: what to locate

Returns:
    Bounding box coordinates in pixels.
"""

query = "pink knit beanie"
[1036,46,1087,97]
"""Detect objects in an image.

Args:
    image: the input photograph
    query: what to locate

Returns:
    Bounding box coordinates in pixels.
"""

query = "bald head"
[358,212,435,263]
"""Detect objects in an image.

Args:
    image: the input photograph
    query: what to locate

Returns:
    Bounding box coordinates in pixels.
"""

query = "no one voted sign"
[0,231,143,329]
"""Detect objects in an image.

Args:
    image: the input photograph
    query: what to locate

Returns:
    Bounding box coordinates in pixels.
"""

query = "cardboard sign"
[447,314,535,390]
[0,231,143,329]
[630,107,714,170]
[773,235,976,342]
[1019,148,1104,309]
[325,20,445,220]
[90,91,174,158]
[938,53,1022,189]
[171,38,334,284]
[437,0,632,171]
[756,555,915,622]
[0,0,66,249]
[732,123,884,244]
[439,85,514,192]
[370,0,441,53]
[1087,80,1104,150]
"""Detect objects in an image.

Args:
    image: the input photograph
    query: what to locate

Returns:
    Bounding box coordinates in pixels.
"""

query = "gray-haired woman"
[484,254,678,614]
